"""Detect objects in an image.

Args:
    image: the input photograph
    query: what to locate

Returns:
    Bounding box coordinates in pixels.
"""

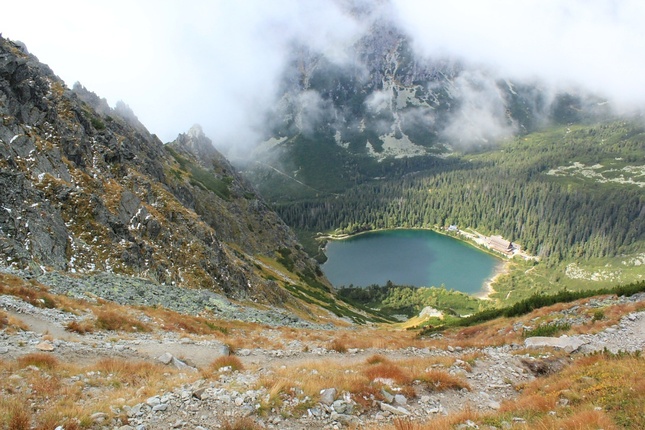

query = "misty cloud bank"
[1,0,644,149]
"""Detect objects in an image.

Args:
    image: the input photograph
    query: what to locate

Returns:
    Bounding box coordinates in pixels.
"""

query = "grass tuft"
[207,356,244,373]
[418,369,471,391]
[328,338,348,353]
[221,417,262,430]
[4,398,30,430]
[17,353,59,370]
[365,354,391,365]
[94,309,150,332]
[65,319,95,334]
[364,362,410,385]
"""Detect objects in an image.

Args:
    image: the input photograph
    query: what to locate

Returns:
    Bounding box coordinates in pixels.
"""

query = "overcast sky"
[2,0,644,146]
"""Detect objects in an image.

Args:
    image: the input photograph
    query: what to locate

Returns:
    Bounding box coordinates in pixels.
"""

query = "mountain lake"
[322,229,503,295]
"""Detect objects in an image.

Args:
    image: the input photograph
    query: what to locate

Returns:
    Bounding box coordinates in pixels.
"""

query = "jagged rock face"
[0,36,325,303]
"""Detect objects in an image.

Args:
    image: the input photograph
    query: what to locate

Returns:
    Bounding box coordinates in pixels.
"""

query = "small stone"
[308,407,322,418]
[172,356,196,371]
[332,399,347,414]
[90,412,108,422]
[447,345,455,352]
[0,347,9,354]
[146,396,161,406]
[381,388,394,403]
[320,388,337,405]
[152,403,168,412]
[380,402,411,416]
[35,341,54,351]
[488,400,501,410]
[127,403,146,418]
[193,388,208,400]
[157,352,174,365]
[394,394,407,406]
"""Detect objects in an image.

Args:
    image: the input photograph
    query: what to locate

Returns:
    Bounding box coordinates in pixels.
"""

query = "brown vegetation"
[206,356,244,373]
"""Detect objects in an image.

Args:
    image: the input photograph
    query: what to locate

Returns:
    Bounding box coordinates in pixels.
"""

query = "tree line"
[274,121,645,262]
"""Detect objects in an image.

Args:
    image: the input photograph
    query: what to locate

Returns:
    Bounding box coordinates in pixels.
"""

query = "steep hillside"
[0,36,329,308]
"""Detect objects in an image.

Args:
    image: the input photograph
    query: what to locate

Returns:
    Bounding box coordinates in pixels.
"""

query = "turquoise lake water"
[322,229,502,295]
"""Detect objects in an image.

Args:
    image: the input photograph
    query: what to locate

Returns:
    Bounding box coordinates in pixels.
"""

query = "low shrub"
[523,322,571,338]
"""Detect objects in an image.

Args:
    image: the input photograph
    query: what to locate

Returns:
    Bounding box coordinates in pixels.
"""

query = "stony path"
[2,292,644,429]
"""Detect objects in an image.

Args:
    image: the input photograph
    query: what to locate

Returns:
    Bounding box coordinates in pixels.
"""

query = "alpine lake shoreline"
[317,226,514,302]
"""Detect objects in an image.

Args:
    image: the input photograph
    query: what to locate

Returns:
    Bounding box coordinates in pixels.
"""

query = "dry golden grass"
[418,369,471,391]
[93,309,150,332]
[365,354,390,365]
[0,310,7,330]
[328,338,348,353]
[0,310,30,333]
[0,353,197,429]
[528,409,619,430]
[16,352,60,370]
[93,358,165,387]
[381,407,482,430]
[364,362,410,385]
[0,273,88,316]
[252,353,472,417]
[143,306,230,335]
[493,351,644,429]
[307,327,436,351]
[1,397,31,430]
[0,361,88,428]
[220,416,263,430]
[392,418,422,430]
[205,355,244,373]
[65,319,95,334]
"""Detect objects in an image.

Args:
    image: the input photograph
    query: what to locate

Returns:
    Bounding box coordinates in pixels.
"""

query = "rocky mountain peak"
[173,123,217,160]
[187,123,206,139]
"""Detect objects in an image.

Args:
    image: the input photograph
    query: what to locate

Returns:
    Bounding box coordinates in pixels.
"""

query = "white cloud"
[440,70,516,145]
[2,0,645,147]
[391,0,645,110]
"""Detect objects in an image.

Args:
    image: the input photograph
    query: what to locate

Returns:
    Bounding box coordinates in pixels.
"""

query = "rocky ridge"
[0,35,329,308]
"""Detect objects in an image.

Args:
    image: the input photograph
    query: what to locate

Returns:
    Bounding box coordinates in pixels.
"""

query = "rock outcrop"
[0,35,327,305]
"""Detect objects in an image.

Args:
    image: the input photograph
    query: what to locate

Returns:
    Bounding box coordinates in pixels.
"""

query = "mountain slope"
[0,36,328,306]
[241,20,609,200]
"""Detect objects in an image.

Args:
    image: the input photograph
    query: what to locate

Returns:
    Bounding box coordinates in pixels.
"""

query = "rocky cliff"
[0,36,327,305]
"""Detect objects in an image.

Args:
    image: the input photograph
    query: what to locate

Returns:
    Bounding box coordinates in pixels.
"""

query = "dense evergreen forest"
[274,121,645,262]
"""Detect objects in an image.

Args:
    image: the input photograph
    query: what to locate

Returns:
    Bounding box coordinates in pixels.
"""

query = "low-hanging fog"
[2,0,644,150]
